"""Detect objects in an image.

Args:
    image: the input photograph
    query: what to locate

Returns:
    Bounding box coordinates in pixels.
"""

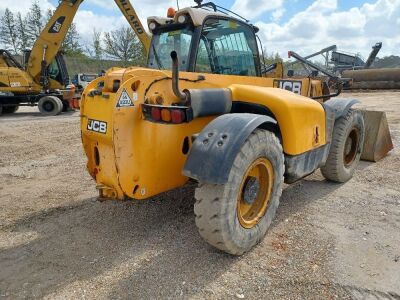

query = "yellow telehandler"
[80,1,393,255]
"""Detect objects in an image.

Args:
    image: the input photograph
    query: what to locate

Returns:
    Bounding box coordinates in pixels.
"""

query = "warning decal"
[116,89,134,107]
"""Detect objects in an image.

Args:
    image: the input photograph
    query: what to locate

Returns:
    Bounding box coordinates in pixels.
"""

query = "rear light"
[142,104,193,124]
[171,109,185,124]
[151,107,161,121]
[161,109,171,122]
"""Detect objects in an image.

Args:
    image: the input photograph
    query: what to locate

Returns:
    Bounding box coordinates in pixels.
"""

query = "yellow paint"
[0,0,150,94]
[81,68,328,200]
[229,85,326,154]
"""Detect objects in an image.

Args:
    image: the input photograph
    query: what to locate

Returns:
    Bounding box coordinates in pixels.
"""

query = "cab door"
[195,17,261,77]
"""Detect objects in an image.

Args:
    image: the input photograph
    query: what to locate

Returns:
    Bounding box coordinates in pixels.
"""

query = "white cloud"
[256,0,400,59]
[271,8,285,22]
[0,0,398,59]
[0,0,54,16]
[231,0,284,19]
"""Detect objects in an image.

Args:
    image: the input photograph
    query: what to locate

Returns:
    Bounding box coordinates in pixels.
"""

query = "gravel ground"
[0,91,399,299]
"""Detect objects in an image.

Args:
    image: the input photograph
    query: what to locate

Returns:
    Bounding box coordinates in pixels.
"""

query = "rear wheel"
[38,96,63,116]
[321,109,365,182]
[2,105,19,114]
[194,129,284,255]
[62,100,70,112]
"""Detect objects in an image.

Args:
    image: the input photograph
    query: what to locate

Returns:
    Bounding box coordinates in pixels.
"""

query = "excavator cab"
[48,52,70,87]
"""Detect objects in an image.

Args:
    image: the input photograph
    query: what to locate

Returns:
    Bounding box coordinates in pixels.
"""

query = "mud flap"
[360,110,393,162]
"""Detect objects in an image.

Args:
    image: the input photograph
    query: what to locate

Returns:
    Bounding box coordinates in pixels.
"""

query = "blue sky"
[1,0,399,57]
[46,0,375,24]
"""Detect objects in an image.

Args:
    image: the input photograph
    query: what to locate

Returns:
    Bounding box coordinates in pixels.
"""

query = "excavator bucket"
[360,110,393,162]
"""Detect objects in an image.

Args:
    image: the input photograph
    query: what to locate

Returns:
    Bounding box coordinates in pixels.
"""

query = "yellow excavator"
[80,1,392,255]
[0,0,150,116]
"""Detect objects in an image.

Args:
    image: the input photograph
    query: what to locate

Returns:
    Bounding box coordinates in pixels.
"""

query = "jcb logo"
[87,119,107,134]
[274,80,302,94]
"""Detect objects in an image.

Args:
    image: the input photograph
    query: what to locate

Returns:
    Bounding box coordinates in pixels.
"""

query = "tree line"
[0,1,145,65]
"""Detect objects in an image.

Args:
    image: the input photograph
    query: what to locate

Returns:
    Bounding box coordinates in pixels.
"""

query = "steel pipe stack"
[343,68,400,89]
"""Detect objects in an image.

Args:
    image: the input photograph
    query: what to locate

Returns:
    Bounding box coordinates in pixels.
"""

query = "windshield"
[148,25,193,71]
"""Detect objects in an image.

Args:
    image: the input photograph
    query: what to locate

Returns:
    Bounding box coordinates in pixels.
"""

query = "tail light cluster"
[142,104,193,124]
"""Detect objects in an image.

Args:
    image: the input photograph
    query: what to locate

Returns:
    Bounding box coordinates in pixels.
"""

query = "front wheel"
[194,129,284,255]
[38,96,63,116]
[2,105,19,114]
[321,109,365,182]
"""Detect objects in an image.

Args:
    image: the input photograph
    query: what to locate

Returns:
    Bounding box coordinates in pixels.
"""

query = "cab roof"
[147,6,239,29]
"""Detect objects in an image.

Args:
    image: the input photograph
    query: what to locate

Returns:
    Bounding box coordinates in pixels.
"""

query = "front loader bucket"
[360,110,393,162]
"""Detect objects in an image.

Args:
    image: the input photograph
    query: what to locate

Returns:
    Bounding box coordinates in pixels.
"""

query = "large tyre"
[61,100,70,112]
[2,105,19,114]
[321,109,365,183]
[194,129,284,255]
[38,96,63,116]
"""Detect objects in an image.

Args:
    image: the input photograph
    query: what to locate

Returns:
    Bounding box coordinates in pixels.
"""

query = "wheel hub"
[344,128,360,167]
[237,157,274,229]
[243,177,260,205]
[44,101,54,112]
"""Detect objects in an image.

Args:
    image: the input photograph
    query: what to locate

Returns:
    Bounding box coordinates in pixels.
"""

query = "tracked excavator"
[0,0,150,116]
[80,1,392,255]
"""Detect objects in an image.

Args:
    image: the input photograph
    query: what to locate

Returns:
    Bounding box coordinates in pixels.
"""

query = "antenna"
[176,0,180,10]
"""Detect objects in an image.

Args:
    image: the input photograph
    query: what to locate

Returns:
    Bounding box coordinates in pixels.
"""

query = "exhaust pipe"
[170,51,188,103]
[170,50,232,118]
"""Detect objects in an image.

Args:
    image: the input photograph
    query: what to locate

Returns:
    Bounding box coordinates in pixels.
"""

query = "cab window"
[148,26,193,71]
[47,59,60,81]
[196,18,259,76]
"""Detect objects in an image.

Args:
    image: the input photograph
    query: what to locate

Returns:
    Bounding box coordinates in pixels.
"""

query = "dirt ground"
[0,91,399,299]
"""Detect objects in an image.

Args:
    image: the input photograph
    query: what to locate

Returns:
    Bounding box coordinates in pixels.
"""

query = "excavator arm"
[27,0,84,88]
[114,0,151,53]
[26,0,150,89]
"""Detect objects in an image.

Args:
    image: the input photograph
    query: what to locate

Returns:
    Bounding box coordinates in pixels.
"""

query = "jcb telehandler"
[80,1,392,254]
[0,0,150,116]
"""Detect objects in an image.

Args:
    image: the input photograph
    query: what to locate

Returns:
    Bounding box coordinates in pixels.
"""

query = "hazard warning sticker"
[116,89,134,107]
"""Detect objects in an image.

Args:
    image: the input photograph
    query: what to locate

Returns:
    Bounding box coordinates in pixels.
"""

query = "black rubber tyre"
[62,100,70,112]
[194,129,284,255]
[0,106,3,115]
[38,96,63,116]
[321,109,365,183]
[2,105,19,114]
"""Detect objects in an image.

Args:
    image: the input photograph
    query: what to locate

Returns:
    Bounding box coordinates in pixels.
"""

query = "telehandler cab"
[80,1,391,255]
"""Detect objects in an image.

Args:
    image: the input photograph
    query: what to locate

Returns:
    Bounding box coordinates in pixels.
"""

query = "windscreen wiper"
[152,44,164,70]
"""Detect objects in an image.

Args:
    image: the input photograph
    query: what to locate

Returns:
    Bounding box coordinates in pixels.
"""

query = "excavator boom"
[27,0,83,82]
[27,0,150,87]
[114,0,151,52]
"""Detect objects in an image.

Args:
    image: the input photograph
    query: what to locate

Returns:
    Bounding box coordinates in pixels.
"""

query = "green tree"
[92,29,103,60]
[16,12,32,52]
[26,1,43,40]
[62,23,82,55]
[45,8,54,23]
[0,8,18,53]
[103,26,145,65]
[86,29,103,59]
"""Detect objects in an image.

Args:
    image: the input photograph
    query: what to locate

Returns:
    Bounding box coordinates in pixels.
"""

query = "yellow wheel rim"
[344,128,360,167]
[237,157,274,229]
